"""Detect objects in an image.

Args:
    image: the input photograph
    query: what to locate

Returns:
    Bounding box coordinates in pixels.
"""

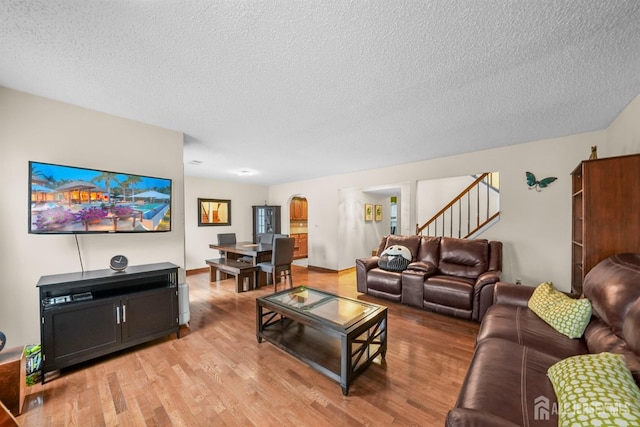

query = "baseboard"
[186,267,208,276]
[188,265,354,275]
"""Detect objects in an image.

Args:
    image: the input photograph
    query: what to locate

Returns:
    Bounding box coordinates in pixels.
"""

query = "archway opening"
[289,196,308,266]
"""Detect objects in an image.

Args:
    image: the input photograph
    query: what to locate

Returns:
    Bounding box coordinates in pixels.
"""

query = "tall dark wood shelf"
[37,262,180,383]
[571,154,640,295]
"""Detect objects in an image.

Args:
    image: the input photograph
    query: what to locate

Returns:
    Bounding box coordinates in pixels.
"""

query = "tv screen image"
[29,161,172,234]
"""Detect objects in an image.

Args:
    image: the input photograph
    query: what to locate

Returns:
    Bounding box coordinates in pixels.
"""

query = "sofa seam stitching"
[521,345,529,427]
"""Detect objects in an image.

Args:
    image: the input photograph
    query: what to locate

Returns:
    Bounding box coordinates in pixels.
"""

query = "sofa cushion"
[366,268,402,299]
[415,235,440,264]
[424,275,474,310]
[438,237,488,279]
[453,338,559,426]
[547,352,640,426]
[528,282,592,339]
[583,253,640,339]
[584,317,640,385]
[478,304,589,360]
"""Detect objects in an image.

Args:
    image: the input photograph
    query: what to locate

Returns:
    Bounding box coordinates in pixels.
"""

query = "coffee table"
[256,286,387,395]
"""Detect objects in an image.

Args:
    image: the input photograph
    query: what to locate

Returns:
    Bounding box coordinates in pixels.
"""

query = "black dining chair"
[257,237,295,292]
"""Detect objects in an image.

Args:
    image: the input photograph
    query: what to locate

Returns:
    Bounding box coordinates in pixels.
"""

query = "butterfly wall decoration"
[526,172,557,192]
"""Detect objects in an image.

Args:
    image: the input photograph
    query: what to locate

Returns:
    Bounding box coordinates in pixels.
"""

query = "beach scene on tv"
[29,162,171,233]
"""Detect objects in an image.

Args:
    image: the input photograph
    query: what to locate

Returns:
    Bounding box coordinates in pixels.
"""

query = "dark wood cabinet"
[571,154,640,295]
[37,263,180,382]
[252,205,281,243]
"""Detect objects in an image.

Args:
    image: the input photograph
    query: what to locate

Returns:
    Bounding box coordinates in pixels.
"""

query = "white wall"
[270,126,632,292]
[0,87,185,348]
[184,175,269,270]
[606,93,640,156]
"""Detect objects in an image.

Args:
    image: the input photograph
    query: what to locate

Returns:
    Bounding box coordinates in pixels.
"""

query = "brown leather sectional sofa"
[356,235,503,321]
[446,253,640,426]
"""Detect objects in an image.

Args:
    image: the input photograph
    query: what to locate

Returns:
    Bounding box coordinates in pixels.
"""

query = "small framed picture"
[375,205,382,221]
[364,204,373,221]
[198,198,231,226]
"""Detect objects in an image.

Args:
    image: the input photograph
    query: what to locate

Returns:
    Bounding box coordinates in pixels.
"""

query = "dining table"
[208,241,273,285]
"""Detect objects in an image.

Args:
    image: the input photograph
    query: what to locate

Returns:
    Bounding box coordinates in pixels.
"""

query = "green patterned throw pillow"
[528,282,592,338]
[548,352,640,426]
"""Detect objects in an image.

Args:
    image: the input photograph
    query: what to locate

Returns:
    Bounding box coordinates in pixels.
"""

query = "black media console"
[37,262,180,383]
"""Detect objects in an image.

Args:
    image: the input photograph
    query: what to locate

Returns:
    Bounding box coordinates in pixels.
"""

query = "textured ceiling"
[2,1,640,184]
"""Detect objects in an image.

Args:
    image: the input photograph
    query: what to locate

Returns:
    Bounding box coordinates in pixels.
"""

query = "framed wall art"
[375,205,383,221]
[364,203,373,221]
[198,198,231,226]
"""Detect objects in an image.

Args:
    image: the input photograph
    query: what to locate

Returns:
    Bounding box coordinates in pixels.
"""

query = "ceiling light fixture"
[189,160,203,165]
[237,169,256,176]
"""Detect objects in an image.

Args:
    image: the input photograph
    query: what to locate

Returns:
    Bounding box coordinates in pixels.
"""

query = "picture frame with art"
[375,205,382,221]
[364,204,373,221]
[198,198,231,226]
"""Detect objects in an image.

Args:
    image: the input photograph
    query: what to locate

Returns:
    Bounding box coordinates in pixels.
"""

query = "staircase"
[416,172,500,238]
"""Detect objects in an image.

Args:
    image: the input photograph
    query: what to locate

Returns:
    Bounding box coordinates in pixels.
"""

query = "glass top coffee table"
[256,286,387,395]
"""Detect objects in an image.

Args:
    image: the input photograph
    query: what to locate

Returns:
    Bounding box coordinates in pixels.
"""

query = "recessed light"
[237,169,256,176]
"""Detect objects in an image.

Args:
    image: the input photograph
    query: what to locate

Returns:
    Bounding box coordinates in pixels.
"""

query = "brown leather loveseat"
[446,253,640,426]
[356,235,503,321]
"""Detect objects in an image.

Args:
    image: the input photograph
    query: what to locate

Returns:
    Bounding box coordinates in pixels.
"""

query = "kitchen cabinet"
[290,198,308,220]
[292,233,308,259]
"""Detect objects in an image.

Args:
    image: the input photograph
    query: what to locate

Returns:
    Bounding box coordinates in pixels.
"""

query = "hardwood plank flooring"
[16,266,478,426]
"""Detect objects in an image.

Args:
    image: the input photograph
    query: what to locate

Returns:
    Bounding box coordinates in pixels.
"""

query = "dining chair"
[216,233,236,258]
[257,233,274,244]
[218,232,253,263]
[257,237,295,292]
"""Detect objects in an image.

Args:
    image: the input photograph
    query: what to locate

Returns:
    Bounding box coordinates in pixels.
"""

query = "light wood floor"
[17,266,479,426]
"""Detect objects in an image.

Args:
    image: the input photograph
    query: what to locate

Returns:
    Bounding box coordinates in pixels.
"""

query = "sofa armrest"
[406,261,436,275]
[475,270,501,288]
[493,281,535,306]
[356,257,379,293]
[446,408,521,427]
[401,269,426,307]
[471,270,501,321]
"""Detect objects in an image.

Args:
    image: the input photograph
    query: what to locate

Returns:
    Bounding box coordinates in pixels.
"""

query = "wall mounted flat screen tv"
[29,161,172,234]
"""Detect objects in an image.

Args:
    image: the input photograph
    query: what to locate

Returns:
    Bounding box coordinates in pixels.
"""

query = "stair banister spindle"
[458,198,462,238]
[467,192,471,236]
[486,176,490,220]
[476,184,480,228]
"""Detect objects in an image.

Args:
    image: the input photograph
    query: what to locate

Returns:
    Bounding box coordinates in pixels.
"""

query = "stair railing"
[416,172,500,238]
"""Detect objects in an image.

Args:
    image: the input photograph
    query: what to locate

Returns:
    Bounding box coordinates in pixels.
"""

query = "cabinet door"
[121,287,177,343]
[42,298,120,371]
[299,234,308,257]
[292,233,300,258]
[291,199,308,220]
